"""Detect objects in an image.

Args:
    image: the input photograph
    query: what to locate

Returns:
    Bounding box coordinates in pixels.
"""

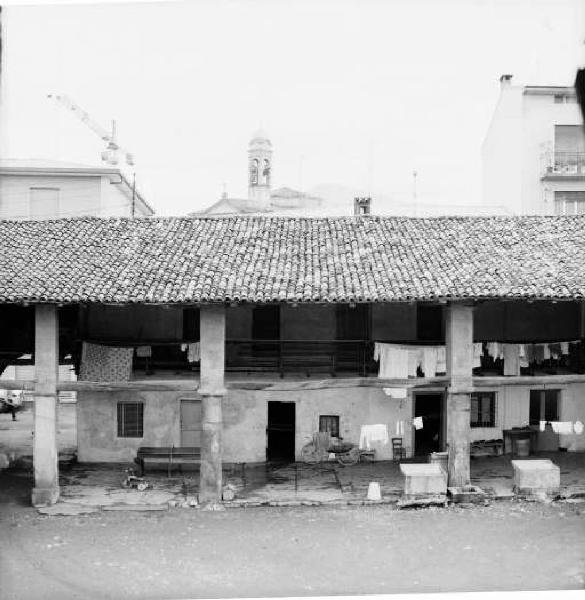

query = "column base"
[32,485,60,507]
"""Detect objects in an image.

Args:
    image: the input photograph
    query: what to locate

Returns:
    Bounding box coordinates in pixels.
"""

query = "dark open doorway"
[414,393,443,456]
[267,401,296,462]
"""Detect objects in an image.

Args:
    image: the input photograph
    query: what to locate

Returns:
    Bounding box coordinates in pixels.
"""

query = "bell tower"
[248,130,272,207]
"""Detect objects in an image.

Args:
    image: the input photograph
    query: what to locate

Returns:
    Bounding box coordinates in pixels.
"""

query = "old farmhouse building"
[1,215,585,506]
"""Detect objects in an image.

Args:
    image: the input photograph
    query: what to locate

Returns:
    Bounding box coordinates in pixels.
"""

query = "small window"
[117,402,144,437]
[470,392,496,428]
[554,94,564,103]
[319,415,340,438]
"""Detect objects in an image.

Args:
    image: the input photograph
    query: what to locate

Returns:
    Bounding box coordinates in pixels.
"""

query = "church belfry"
[248,130,272,206]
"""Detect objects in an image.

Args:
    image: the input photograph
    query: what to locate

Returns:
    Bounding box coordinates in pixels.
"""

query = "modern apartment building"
[482,74,585,215]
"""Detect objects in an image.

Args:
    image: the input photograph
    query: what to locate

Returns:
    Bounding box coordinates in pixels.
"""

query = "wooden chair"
[392,437,406,461]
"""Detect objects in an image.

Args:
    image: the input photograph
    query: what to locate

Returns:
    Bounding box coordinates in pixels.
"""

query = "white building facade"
[0,159,154,220]
[482,74,585,215]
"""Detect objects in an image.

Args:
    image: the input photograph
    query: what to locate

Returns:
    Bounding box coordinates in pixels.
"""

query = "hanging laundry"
[473,343,483,369]
[413,416,424,430]
[518,344,529,368]
[135,346,152,358]
[561,342,570,355]
[548,343,561,360]
[574,421,584,435]
[533,345,545,365]
[374,343,409,378]
[542,344,551,361]
[180,343,188,352]
[79,342,133,382]
[539,421,546,432]
[421,347,438,377]
[407,348,422,377]
[503,344,520,376]
[435,346,446,374]
[551,421,574,435]
[486,342,503,360]
[359,424,389,450]
[186,342,201,363]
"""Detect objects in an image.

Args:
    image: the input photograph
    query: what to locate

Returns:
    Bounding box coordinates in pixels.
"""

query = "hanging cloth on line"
[79,342,133,382]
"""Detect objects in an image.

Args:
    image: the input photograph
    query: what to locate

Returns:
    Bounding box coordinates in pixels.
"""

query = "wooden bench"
[135,446,201,477]
[470,439,504,458]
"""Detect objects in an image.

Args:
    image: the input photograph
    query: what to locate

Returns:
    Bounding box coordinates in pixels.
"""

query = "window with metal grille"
[117,402,144,437]
[470,392,496,428]
[319,415,340,438]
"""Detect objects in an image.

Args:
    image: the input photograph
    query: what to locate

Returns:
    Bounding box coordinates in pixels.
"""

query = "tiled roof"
[0,215,584,304]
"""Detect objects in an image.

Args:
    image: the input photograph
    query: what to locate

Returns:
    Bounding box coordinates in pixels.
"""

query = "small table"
[503,429,538,456]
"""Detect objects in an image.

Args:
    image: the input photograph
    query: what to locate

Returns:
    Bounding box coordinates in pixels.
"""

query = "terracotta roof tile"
[0,215,584,304]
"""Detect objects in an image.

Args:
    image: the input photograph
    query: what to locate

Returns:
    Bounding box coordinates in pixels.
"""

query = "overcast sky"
[1,0,584,216]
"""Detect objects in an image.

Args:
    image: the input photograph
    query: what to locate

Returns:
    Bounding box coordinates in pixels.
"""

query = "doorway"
[266,401,296,462]
[414,393,443,456]
[180,399,202,447]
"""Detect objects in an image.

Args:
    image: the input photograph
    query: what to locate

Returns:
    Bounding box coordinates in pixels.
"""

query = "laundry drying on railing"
[373,342,446,379]
[483,340,581,375]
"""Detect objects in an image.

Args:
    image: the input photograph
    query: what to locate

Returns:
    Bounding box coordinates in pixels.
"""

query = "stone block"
[400,463,447,496]
[511,459,560,496]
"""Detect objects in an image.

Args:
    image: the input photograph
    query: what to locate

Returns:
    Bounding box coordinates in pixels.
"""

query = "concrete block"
[400,463,447,496]
[511,459,560,496]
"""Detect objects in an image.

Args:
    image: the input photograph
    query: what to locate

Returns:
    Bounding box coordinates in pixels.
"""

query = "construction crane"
[47,93,135,167]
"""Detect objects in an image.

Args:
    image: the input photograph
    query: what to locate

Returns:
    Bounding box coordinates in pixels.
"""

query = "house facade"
[0,159,154,219]
[0,215,584,507]
[482,74,585,216]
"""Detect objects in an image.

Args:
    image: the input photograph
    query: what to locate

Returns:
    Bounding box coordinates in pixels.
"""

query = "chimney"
[499,74,513,88]
[354,197,372,216]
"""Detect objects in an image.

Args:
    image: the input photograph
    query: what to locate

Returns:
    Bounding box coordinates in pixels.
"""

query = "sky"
[1,0,584,216]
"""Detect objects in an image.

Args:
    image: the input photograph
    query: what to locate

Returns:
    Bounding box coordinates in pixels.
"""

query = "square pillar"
[198,305,226,507]
[445,302,474,488]
[32,304,60,507]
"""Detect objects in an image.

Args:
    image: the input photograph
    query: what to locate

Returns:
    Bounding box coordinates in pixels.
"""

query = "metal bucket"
[516,439,530,457]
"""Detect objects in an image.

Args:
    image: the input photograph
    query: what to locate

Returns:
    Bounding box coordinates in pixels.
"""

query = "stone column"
[445,302,474,488]
[198,305,226,507]
[32,304,60,507]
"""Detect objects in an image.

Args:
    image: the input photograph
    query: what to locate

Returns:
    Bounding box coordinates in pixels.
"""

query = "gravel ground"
[1,470,584,600]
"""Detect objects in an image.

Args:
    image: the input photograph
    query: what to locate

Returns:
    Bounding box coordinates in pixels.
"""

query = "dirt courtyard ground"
[1,467,585,600]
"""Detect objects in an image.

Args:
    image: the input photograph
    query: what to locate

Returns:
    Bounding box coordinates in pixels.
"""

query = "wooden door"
[180,399,202,447]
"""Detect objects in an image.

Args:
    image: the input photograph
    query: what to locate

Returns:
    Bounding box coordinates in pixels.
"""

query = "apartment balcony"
[542,152,585,179]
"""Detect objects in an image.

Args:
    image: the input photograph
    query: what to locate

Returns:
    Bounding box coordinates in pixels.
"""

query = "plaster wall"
[77,386,414,463]
[0,175,101,219]
[76,381,585,463]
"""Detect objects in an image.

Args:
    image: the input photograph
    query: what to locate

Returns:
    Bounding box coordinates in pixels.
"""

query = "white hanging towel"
[413,416,424,430]
[561,342,570,355]
[551,421,574,435]
[539,421,546,432]
[574,421,584,435]
[518,345,529,368]
[503,344,520,376]
[359,424,389,450]
[374,343,409,378]
[473,343,483,368]
[421,347,437,377]
[187,342,201,363]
